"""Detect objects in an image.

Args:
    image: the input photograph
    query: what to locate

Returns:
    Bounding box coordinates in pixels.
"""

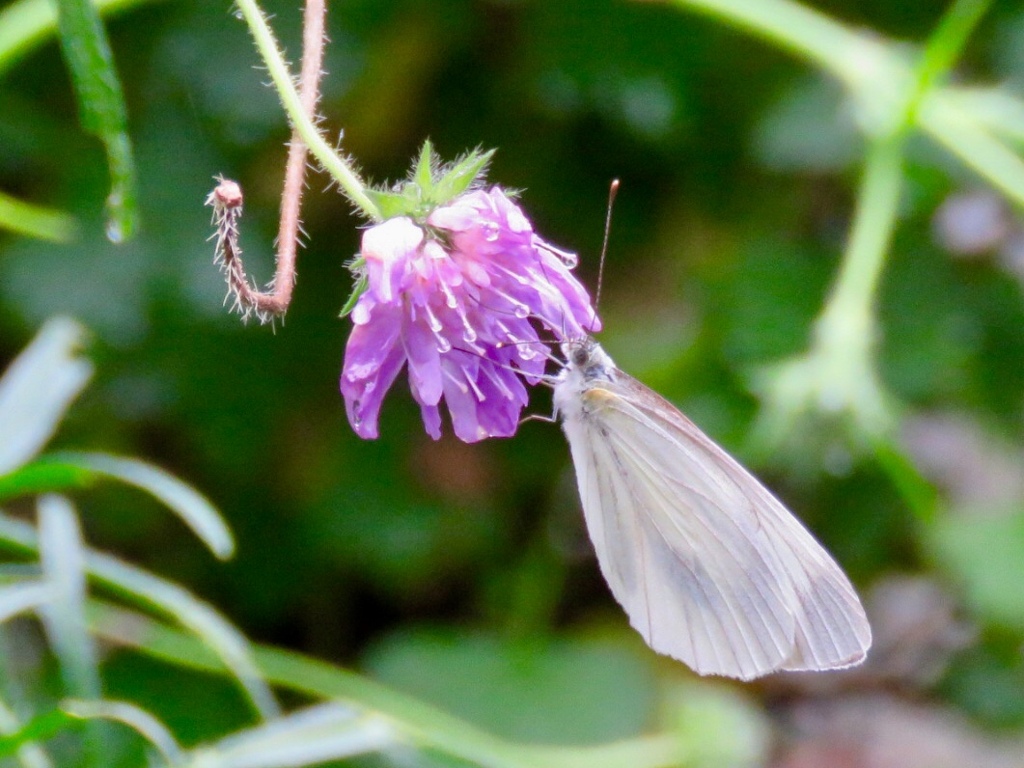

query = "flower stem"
[817,136,903,341]
[911,0,993,101]
[667,0,869,85]
[818,0,993,351]
[918,94,1024,208]
[262,0,328,318]
[233,0,381,222]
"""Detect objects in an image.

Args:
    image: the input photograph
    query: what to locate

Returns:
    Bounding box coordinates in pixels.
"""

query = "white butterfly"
[553,337,872,680]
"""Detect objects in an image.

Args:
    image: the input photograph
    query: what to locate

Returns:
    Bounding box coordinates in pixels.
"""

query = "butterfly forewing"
[577,420,797,678]
[557,342,871,679]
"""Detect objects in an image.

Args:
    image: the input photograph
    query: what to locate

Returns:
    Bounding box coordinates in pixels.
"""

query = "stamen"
[481,363,515,400]
[489,287,532,319]
[464,371,485,401]
[535,238,579,268]
[435,272,459,309]
[442,366,469,394]
[423,304,443,333]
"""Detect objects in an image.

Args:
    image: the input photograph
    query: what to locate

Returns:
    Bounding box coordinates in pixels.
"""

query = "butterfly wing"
[561,372,870,679]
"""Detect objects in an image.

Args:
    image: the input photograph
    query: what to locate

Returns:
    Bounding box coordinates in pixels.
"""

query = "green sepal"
[363,144,496,225]
[365,189,417,221]
[339,272,369,319]
[414,140,436,191]
[428,147,495,206]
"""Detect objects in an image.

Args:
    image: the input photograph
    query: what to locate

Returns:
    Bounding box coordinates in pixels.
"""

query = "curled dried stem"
[207,0,328,324]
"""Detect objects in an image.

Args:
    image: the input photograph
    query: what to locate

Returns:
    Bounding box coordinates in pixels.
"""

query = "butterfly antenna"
[595,179,619,315]
[468,343,562,385]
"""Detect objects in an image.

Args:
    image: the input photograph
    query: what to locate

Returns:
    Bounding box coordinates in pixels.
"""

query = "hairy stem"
[233,0,380,221]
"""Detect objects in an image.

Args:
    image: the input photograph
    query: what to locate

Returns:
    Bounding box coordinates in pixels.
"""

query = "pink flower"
[342,187,599,442]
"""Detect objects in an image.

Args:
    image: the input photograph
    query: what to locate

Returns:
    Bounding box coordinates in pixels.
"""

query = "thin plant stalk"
[233,0,379,221]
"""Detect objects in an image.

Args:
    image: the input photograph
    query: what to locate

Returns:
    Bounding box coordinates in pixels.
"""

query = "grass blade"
[0,582,50,625]
[0,697,54,768]
[36,496,101,702]
[0,459,96,503]
[62,699,183,766]
[84,549,280,720]
[0,192,76,243]
[0,0,160,75]
[0,512,279,721]
[83,598,686,768]
[52,0,137,241]
[0,318,92,477]
[192,703,392,768]
[51,452,235,559]
[36,495,102,766]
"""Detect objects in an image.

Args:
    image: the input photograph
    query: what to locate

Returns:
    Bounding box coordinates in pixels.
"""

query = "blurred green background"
[3,0,1024,765]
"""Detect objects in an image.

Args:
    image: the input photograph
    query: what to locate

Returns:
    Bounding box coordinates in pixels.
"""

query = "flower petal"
[342,304,407,438]
[342,344,406,439]
[403,315,444,406]
[362,217,422,303]
[342,184,599,443]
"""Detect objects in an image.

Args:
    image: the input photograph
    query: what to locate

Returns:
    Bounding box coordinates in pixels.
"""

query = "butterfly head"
[561,337,616,382]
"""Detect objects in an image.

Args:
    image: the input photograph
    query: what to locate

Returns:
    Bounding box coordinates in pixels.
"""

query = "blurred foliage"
[3,0,1024,765]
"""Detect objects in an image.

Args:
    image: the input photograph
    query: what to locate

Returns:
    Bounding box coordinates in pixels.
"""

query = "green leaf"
[62,699,183,766]
[869,434,938,524]
[429,148,495,206]
[191,703,392,767]
[927,507,1024,631]
[0,190,77,243]
[50,452,235,560]
[0,709,77,759]
[665,680,769,768]
[362,629,655,744]
[0,318,92,478]
[86,598,687,768]
[0,512,280,721]
[0,451,234,559]
[37,496,101,703]
[52,0,137,241]
[0,460,96,502]
[36,495,103,766]
[0,581,51,625]
[0,695,52,767]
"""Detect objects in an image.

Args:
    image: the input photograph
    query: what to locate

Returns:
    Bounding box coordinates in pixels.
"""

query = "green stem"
[667,0,871,85]
[910,0,993,103]
[918,93,1024,207]
[232,0,381,222]
[820,0,993,336]
[87,600,683,768]
[820,137,904,332]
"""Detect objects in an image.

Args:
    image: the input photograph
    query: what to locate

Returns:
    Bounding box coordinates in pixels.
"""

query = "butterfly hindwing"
[560,364,870,678]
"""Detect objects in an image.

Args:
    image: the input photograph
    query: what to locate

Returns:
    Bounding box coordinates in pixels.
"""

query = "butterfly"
[552,336,872,680]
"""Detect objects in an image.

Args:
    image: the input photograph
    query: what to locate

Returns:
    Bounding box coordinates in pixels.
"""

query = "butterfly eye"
[570,345,589,367]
